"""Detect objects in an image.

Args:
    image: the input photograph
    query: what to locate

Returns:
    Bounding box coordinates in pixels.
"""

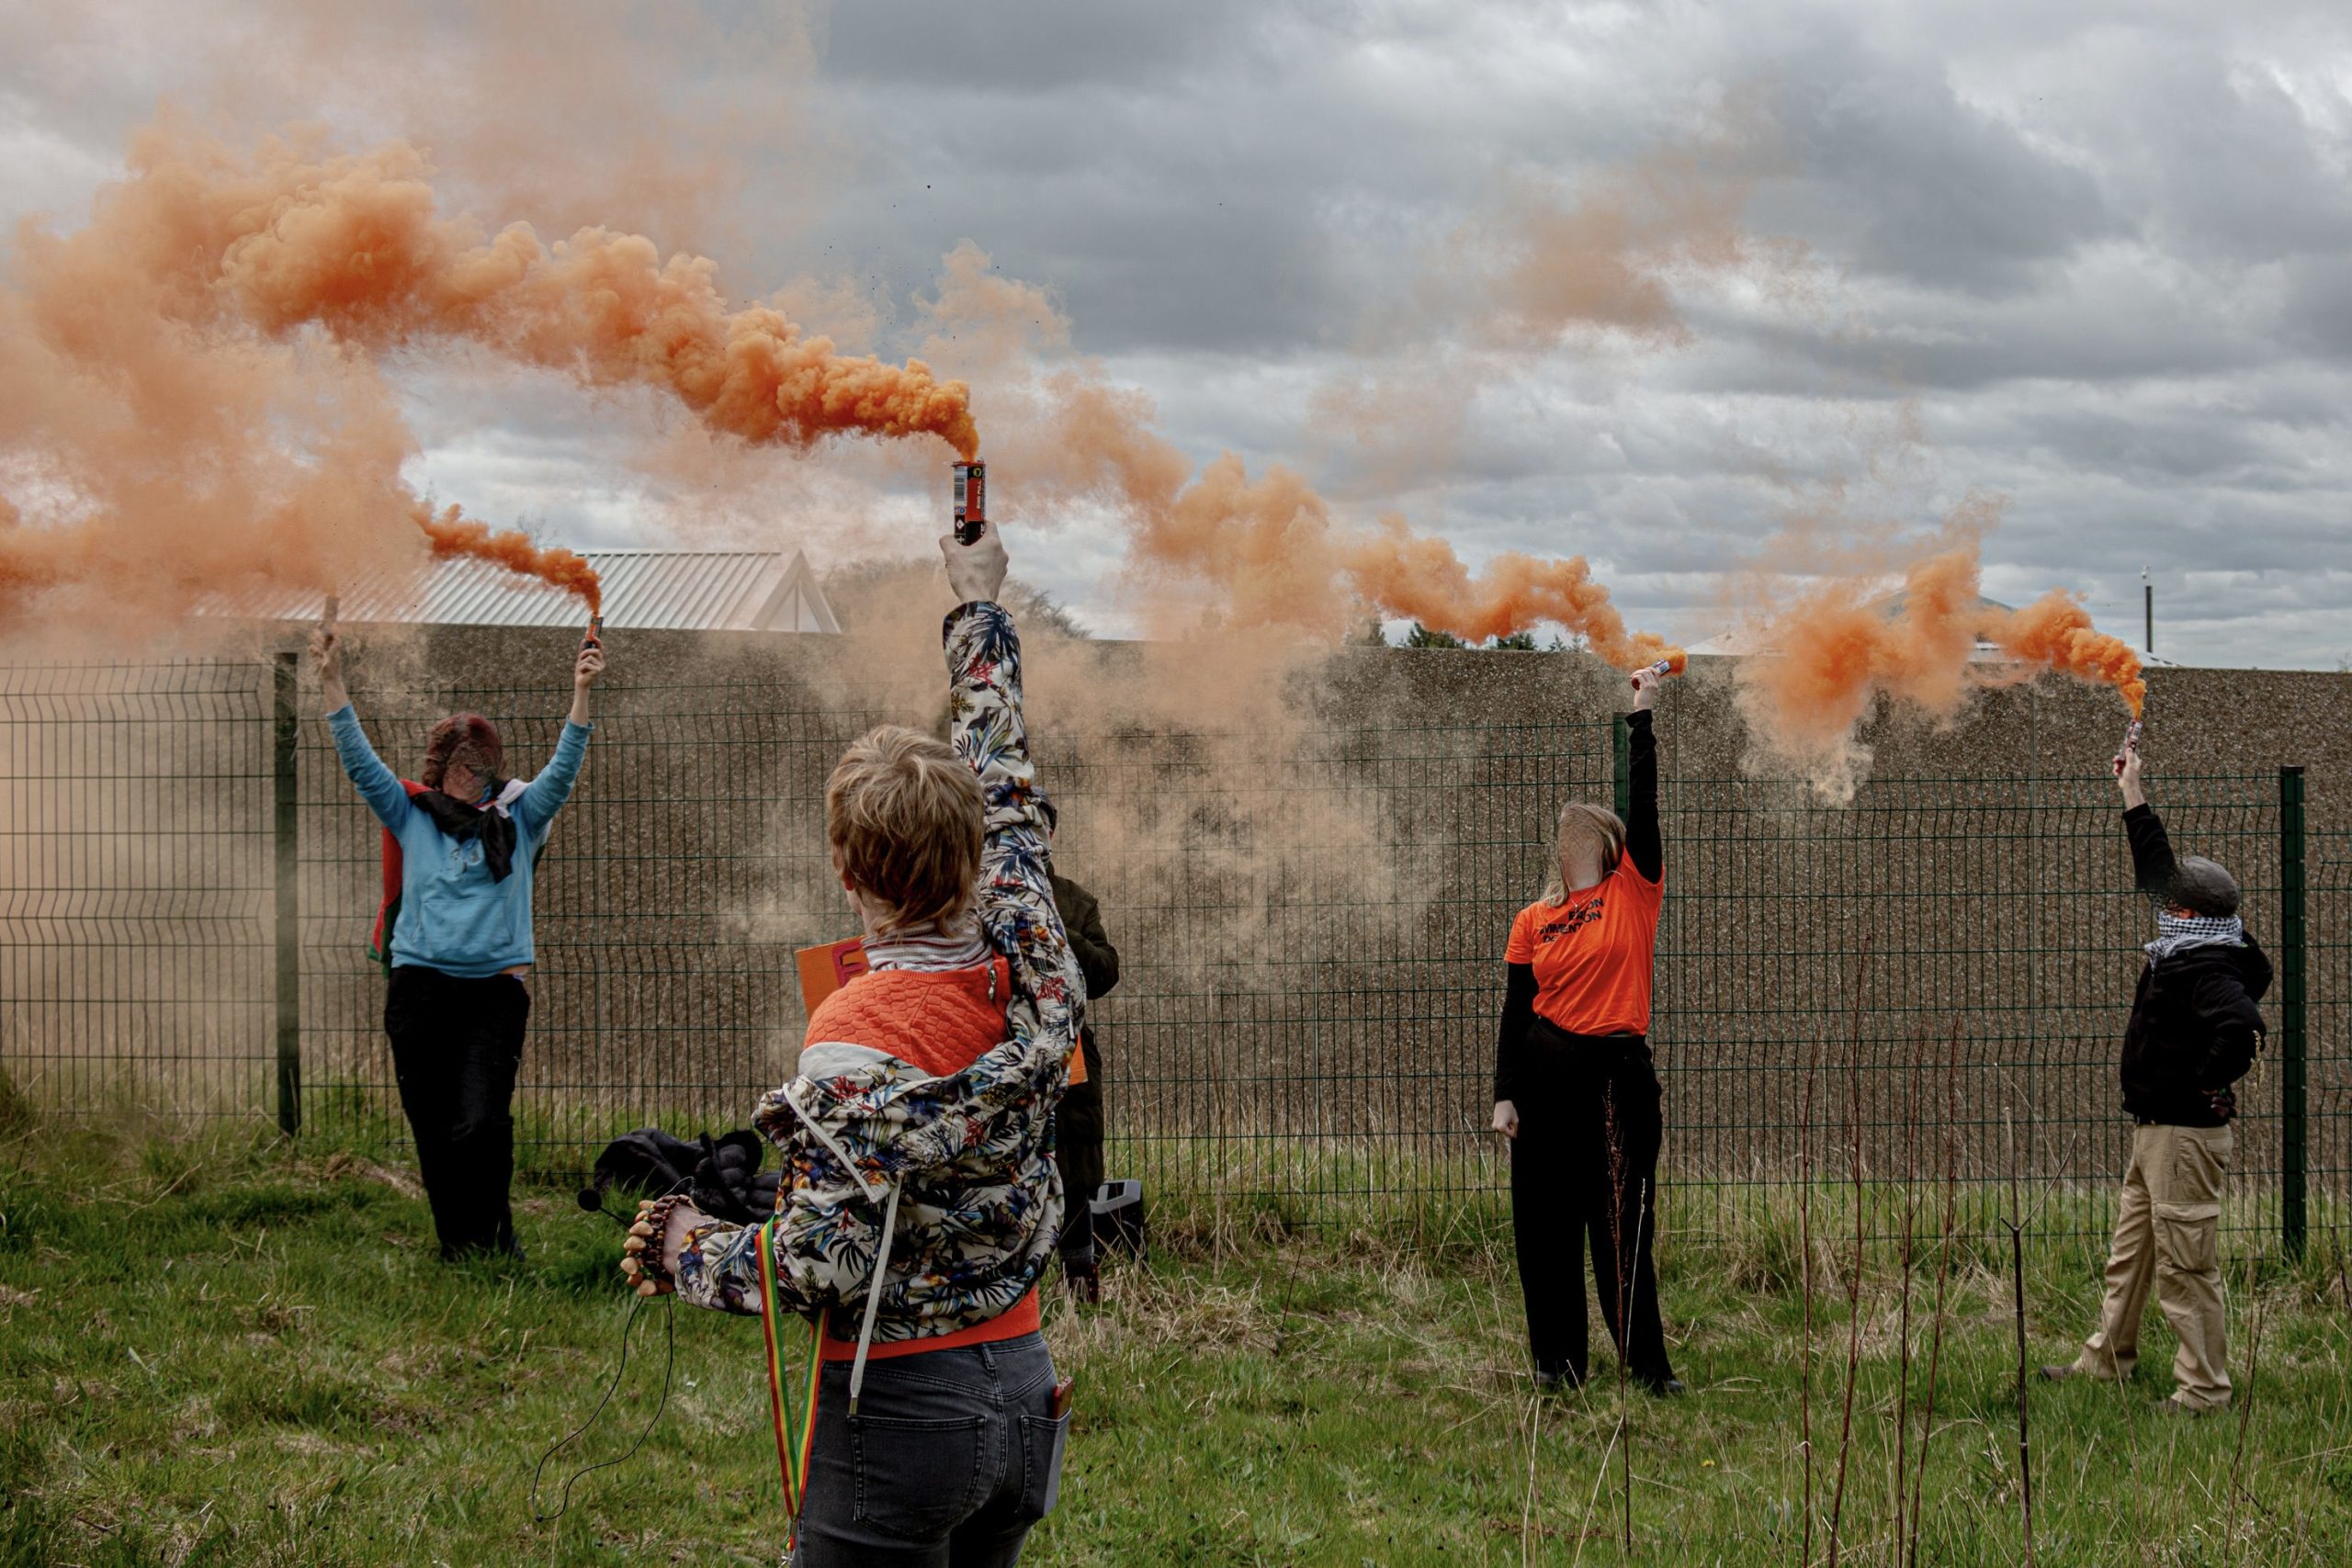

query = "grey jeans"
[790,1333,1068,1568]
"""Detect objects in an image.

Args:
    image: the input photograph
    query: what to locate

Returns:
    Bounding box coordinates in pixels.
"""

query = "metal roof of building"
[198,548,839,634]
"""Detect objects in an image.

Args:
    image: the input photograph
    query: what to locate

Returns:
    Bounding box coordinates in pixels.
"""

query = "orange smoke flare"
[412,504,602,613]
[1984,591,2146,716]
[1345,521,1682,667]
[1027,379,1677,657]
[1735,543,2147,797]
[190,133,977,458]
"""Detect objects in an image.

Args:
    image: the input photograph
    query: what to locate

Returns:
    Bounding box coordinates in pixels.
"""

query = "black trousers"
[1053,1032,1105,1266]
[385,965,531,1260]
[1509,1032,1674,1385]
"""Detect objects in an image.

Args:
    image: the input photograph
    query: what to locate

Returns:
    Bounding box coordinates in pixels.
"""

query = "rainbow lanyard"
[754,1218,824,1541]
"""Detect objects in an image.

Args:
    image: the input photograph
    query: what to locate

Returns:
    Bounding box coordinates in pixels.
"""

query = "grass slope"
[3,1122,2349,1565]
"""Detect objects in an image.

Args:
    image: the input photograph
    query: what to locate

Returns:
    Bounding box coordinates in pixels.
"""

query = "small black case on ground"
[1090,1178,1146,1263]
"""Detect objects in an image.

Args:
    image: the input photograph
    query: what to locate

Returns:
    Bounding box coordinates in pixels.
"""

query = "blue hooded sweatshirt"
[329,705,593,977]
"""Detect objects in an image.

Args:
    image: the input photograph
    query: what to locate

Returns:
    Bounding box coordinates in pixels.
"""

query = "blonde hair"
[826,725,985,935]
[1542,801,1626,903]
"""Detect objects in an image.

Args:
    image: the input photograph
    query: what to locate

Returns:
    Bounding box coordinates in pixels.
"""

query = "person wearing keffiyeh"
[311,622,604,1262]
[2041,737,2271,1416]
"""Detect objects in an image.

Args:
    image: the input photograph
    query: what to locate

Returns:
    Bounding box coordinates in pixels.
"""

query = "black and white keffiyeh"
[2145,909,2244,965]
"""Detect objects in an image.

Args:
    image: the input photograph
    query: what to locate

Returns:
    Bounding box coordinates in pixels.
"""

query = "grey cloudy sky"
[5,0,2348,666]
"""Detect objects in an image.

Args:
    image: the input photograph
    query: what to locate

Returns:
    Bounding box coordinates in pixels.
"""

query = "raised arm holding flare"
[623,523,1083,1562]
[1492,665,1680,1397]
[311,617,602,1262]
[2041,738,2271,1415]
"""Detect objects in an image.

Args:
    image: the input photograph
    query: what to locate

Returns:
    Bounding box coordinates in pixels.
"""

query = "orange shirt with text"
[1506,857,1664,1038]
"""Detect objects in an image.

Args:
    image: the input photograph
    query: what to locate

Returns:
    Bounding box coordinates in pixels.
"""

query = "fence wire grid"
[2,659,2343,1253]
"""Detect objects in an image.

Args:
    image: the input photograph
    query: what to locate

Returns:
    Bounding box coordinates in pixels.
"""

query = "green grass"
[3,1120,2350,1565]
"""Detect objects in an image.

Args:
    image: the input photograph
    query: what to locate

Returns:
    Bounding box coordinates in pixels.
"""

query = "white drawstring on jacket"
[848,1180,902,1416]
[775,1077,906,1417]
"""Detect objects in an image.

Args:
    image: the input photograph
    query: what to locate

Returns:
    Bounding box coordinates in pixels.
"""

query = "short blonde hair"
[1543,801,1626,902]
[826,725,985,934]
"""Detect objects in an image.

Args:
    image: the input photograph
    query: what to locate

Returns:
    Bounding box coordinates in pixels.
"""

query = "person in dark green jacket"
[1050,870,1119,1302]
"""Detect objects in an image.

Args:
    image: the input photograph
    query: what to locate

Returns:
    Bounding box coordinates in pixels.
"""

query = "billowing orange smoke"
[413,505,602,613]
[1348,521,1681,667]
[0,122,973,639]
[1736,543,2145,796]
[191,132,977,458]
[1022,378,1675,660]
[1985,592,2146,716]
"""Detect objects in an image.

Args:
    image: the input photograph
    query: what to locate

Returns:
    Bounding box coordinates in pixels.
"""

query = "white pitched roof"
[198,548,838,634]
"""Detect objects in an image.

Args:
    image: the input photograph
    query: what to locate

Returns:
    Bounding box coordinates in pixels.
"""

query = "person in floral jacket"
[622,525,1082,1565]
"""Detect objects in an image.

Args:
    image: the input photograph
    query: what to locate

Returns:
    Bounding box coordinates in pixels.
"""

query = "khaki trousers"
[2075,1122,2233,1409]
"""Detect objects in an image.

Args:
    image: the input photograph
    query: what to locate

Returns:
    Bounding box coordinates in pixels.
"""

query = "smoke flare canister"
[322,592,339,626]
[1632,655,1680,687]
[584,614,603,649]
[953,460,987,546]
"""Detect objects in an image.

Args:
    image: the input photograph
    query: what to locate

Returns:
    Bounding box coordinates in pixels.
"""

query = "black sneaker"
[1636,1372,1687,1397]
[1533,1367,1583,1394]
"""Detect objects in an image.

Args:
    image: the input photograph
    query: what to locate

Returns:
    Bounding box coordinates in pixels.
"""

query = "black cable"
[528,1286,677,1525]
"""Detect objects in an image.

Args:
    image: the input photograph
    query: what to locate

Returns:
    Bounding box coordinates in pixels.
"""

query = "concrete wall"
[4,615,2339,1215]
[256,619,2349,1213]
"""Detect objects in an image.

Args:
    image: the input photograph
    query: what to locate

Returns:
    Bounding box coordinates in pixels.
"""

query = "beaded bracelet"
[631,1194,691,1290]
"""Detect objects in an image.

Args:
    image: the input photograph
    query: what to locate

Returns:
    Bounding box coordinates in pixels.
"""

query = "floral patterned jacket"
[671,601,1081,1342]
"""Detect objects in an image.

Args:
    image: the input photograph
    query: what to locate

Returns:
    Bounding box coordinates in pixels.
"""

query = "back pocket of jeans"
[850,1414,989,1540]
[1017,1412,1070,1521]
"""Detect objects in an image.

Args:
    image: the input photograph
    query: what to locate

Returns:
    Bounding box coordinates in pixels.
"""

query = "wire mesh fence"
[2,657,2342,1254]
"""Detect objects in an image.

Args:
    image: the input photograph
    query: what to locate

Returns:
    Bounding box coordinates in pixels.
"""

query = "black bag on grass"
[580,1127,780,1224]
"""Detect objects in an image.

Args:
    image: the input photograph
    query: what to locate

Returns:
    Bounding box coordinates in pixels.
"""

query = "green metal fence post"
[1611,715,1631,821]
[273,652,302,1136]
[2278,763,2306,1258]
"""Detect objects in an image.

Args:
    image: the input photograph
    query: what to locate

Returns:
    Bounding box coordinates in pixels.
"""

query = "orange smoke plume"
[1984,592,2146,716]
[1022,378,1674,659]
[412,505,602,613]
[0,121,973,638]
[1347,521,1682,667]
[1736,542,2145,796]
[191,132,977,458]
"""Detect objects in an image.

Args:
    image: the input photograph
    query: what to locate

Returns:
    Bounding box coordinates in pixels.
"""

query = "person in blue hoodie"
[311,619,603,1260]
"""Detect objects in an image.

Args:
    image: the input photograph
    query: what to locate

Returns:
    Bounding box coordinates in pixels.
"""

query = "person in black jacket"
[1051,870,1120,1303]
[2041,738,2270,1414]
[1491,666,1679,1395]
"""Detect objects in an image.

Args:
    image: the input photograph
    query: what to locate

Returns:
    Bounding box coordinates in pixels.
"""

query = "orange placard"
[796,936,869,1013]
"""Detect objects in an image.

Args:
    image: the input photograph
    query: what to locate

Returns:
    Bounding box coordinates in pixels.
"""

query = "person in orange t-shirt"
[1491,665,1680,1395]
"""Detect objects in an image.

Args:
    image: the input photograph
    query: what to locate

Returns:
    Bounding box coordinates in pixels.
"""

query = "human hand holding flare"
[1632,650,1687,689]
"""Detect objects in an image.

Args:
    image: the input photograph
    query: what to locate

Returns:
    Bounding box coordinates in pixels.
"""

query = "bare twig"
[1893,1027,1923,1557]
[1798,1021,1820,1566]
[2224,1250,2267,1553]
[1906,1017,1963,1568]
[1519,1386,1543,1566]
[2224,1058,2274,1551]
[1826,949,1870,1566]
[2337,1212,2352,1327]
[1605,1090,1634,1557]
[2003,1106,2037,1568]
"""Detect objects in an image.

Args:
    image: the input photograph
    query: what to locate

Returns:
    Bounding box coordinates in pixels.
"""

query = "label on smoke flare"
[795,936,869,1013]
[954,461,986,527]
